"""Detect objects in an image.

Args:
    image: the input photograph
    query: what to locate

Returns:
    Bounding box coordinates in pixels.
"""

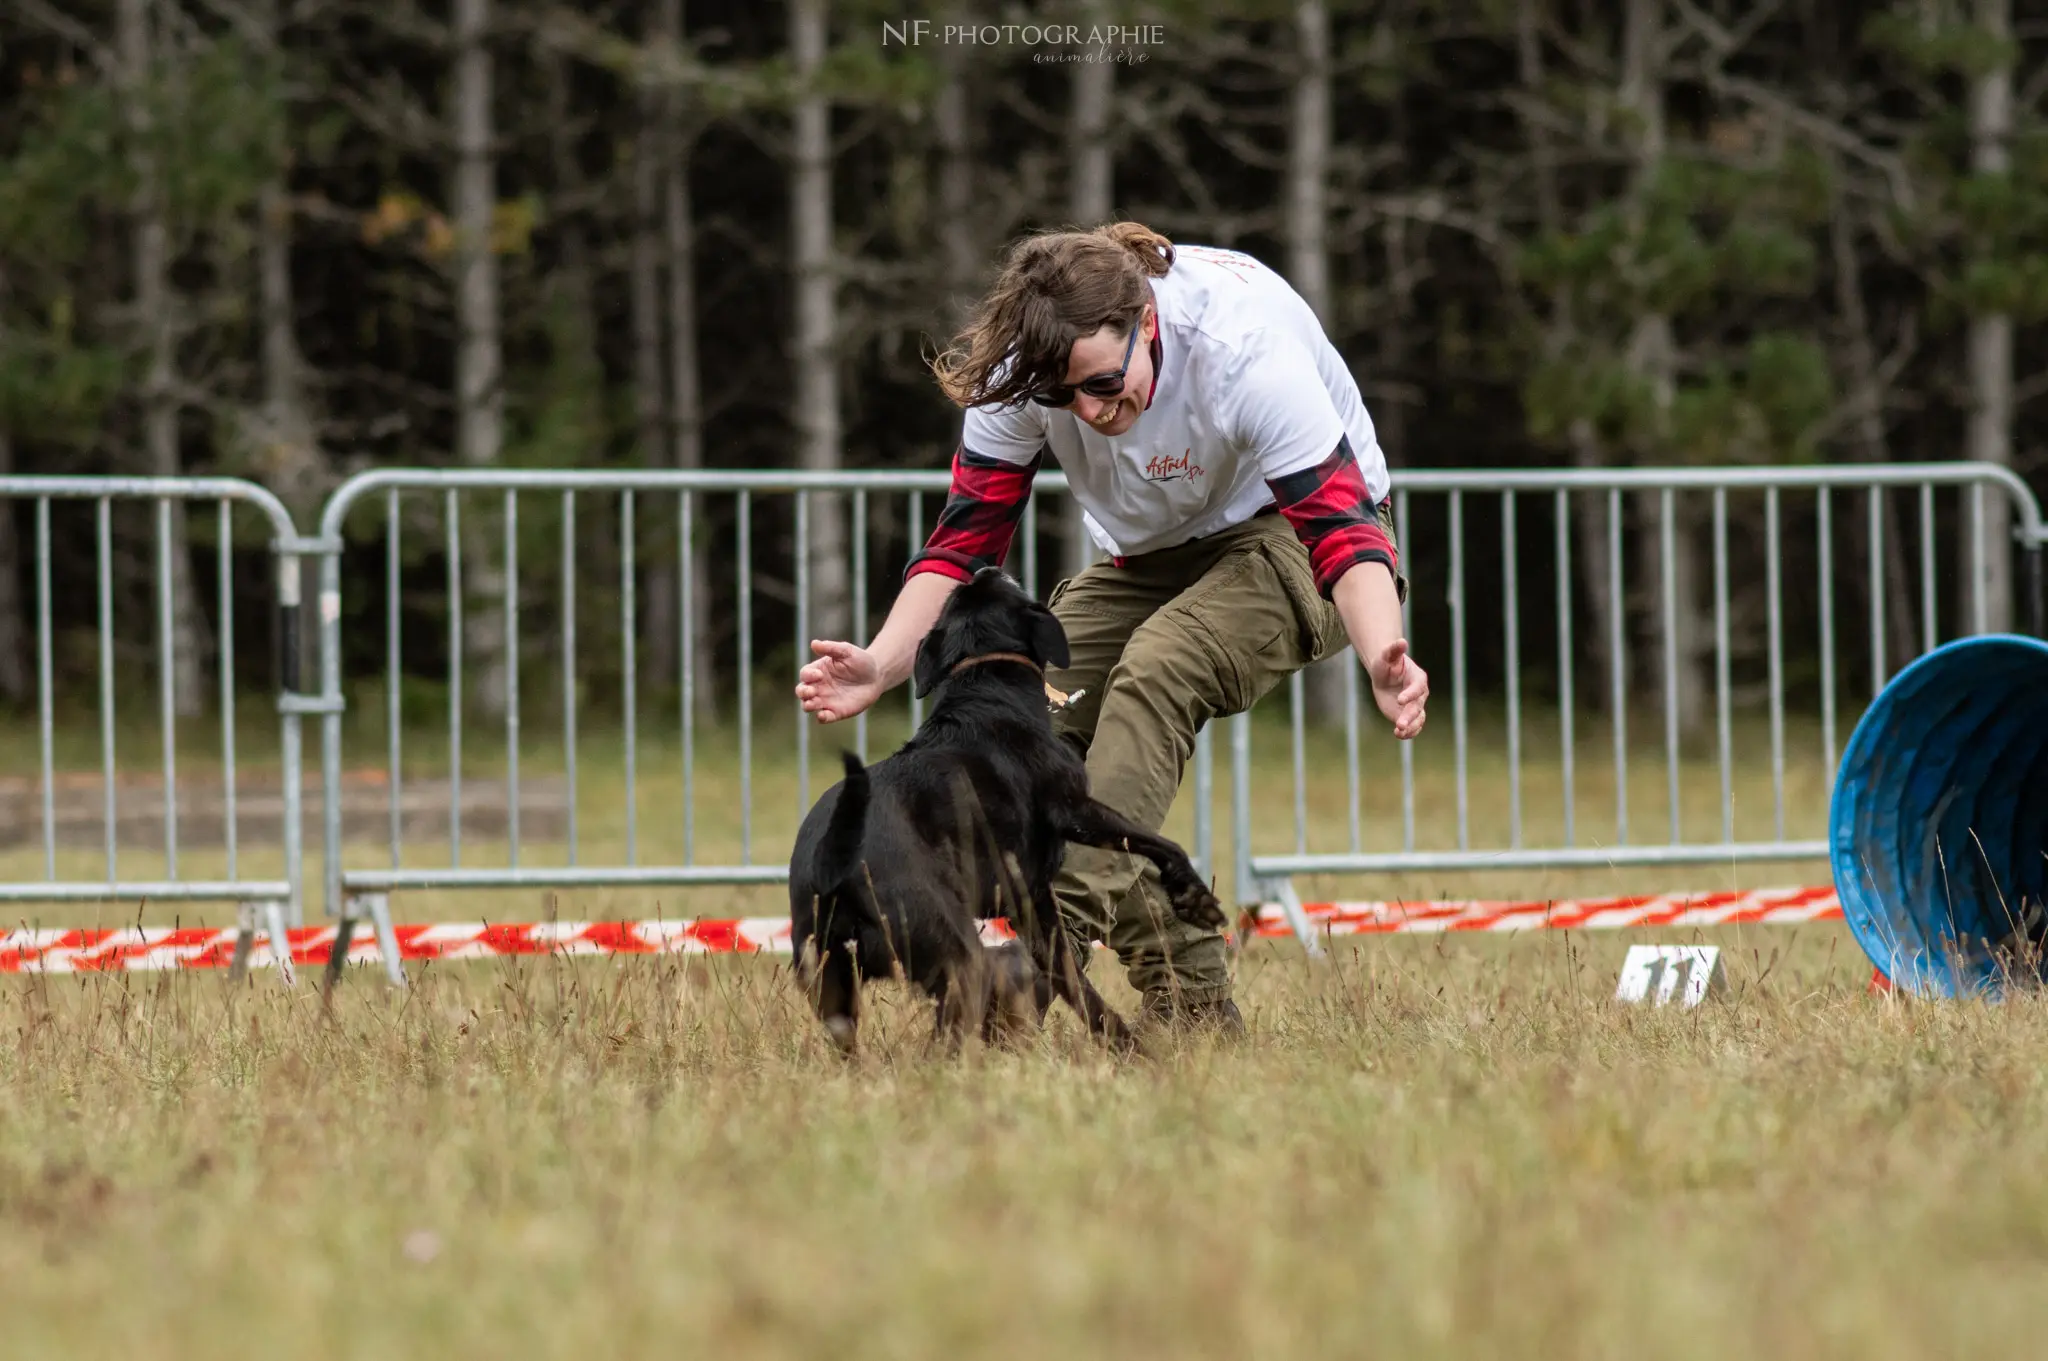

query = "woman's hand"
[795,639,885,724]
[1366,638,1428,741]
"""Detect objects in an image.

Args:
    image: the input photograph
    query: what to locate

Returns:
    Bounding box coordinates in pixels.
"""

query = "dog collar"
[947,652,1087,714]
[948,650,1043,678]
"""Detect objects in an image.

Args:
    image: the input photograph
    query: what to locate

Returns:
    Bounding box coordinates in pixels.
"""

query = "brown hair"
[929,221,1174,409]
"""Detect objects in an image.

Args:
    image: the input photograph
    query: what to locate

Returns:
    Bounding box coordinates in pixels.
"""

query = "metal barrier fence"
[3,463,2042,984]
[306,467,1220,985]
[0,476,310,981]
[1232,464,2048,952]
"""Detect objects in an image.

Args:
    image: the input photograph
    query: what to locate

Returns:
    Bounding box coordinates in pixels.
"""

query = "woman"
[795,222,1428,1034]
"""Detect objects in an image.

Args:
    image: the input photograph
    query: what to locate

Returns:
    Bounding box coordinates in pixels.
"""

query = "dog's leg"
[1061,798,1227,930]
[994,853,1049,1027]
[811,942,862,1056]
[928,950,989,1057]
[927,975,955,1053]
[980,944,1047,1048]
[932,987,974,1057]
[980,985,1020,1048]
[1026,890,1135,1053]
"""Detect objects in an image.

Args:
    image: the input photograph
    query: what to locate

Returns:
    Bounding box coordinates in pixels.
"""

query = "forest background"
[3,0,2045,736]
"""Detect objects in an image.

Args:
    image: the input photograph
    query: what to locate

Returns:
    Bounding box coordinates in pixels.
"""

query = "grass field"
[11,926,2048,1358]
[15,699,2038,1358]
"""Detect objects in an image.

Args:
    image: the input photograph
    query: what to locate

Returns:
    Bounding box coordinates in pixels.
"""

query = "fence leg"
[228,900,297,987]
[320,915,357,1001]
[228,901,256,983]
[1262,876,1326,960]
[320,894,407,993]
[360,893,407,989]
[264,899,297,988]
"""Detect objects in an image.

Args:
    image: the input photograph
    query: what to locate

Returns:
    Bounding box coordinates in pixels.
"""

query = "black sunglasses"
[1029,316,1143,408]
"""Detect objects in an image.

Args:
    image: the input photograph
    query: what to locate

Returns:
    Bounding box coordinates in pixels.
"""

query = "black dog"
[787,567,1226,1054]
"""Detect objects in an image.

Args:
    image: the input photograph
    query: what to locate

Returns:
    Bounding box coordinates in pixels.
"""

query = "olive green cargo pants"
[1044,506,1402,1008]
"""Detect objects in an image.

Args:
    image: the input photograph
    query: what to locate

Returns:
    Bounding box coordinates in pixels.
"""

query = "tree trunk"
[256,177,323,522]
[936,16,977,324]
[1966,0,2014,634]
[541,47,598,374]
[662,0,713,714]
[791,0,850,642]
[1288,0,1351,726]
[1284,0,1331,328]
[0,267,25,705]
[639,0,695,700]
[540,40,604,706]
[119,0,210,718]
[1634,472,1707,734]
[1377,219,1414,508]
[1067,1,1114,228]
[253,0,323,528]
[452,0,508,719]
[630,5,670,681]
[1063,0,1114,579]
[0,428,22,708]
[1517,0,1613,711]
[1827,158,1920,669]
[1620,0,1707,737]
[1569,421,1616,719]
[664,148,713,714]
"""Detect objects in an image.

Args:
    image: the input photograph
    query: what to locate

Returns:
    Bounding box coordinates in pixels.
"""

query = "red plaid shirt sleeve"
[1267,435,1398,598]
[904,442,1044,583]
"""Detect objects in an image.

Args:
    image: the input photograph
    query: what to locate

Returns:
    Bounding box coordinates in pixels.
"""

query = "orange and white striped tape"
[0,886,1842,974]
[1246,884,1843,937]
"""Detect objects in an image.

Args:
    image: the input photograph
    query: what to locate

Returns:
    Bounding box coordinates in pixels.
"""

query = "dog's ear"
[912,626,949,699]
[1028,605,1070,671]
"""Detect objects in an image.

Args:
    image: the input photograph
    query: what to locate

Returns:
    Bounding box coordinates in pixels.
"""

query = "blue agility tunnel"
[1831,634,2048,998]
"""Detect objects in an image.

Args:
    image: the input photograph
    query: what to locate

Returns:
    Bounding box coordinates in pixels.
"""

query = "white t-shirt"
[959,244,1390,559]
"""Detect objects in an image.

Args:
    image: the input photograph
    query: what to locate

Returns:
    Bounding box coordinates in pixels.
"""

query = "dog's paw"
[1168,878,1228,931]
[1096,1008,1141,1057]
[823,1015,859,1056]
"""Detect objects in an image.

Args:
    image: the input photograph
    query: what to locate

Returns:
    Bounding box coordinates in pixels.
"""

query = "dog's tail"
[814,751,883,935]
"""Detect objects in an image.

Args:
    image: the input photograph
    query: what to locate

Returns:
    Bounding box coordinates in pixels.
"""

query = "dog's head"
[911,567,1071,699]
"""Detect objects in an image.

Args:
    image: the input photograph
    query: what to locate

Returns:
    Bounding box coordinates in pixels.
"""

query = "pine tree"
[1507,0,1837,734]
[1862,0,2048,633]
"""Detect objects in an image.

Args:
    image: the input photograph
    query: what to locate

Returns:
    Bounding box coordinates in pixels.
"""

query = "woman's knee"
[1099,612,1236,735]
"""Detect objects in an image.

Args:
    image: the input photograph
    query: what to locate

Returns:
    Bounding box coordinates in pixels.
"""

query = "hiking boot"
[1139,993,1246,1039]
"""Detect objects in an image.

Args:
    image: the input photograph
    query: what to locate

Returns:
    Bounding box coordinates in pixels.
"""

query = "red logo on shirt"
[1177,246,1259,282]
[1143,449,1205,483]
